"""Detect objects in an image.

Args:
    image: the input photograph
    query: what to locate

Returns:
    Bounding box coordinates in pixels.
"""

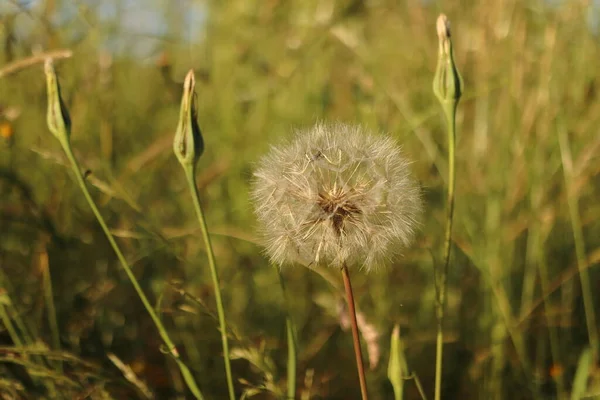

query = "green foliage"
[1,0,599,399]
[571,347,592,400]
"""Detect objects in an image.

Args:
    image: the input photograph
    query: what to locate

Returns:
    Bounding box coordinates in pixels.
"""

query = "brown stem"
[0,49,72,79]
[341,264,369,400]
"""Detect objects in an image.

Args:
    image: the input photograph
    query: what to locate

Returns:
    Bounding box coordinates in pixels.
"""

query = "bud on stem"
[173,69,203,170]
[433,14,463,107]
[44,59,71,146]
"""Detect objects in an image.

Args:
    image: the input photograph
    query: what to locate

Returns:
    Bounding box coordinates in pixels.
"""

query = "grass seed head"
[251,122,422,272]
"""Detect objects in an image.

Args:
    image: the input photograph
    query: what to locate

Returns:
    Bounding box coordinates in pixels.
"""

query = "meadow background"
[1,0,600,399]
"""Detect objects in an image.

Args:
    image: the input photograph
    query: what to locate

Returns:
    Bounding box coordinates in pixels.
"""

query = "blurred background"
[1,0,600,399]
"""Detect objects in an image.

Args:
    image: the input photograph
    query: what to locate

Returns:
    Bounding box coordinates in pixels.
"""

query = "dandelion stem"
[60,143,205,400]
[184,168,236,400]
[341,264,369,400]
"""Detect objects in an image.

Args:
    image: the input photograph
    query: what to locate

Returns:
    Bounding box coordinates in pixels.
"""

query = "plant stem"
[60,142,205,400]
[277,269,297,399]
[285,317,297,399]
[0,49,72,79]
[434,100,457,400]
[537,239,566,398]
[0,272,59,395]
[0,304,60,397]
[0,305,23,347]
[557,126,598,358]
[341,264,369,400]
[41,244,62,373]
[184,168,235,400]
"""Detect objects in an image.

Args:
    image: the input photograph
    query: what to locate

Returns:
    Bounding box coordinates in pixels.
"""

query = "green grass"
[1,0,600,399]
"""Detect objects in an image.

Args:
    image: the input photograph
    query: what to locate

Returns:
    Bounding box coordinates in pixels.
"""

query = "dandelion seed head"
[251,123,421,272]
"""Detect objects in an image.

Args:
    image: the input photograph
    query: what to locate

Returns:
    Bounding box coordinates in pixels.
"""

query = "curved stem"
[434,101,457,400]
[184,168,235,400]
[341,264,369,400]
[61,143,204,400]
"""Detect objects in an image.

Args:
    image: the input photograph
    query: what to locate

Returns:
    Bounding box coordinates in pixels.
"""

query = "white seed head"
[251,123,422,272]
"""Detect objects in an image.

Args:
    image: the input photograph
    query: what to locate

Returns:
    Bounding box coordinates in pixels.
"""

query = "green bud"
[173,69,203,169]
[433,14,463,104]
[44,59,71,144]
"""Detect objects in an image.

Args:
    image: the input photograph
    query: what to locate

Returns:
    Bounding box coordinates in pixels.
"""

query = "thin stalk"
[341,264,369,400]
[0,305,23,347]
[0,271,59,396]
[184,168,235,400]
[434,101,457,400]
[0,49,72,79]
[60,143,204,400]
[411,373,428,400]
[277,269,297,399]
[0,305,59,397]
[285,317,297,399]
[537,239,566,398]
[0,269,35,346]
[41,246,62,373]
[557,127,598,357]
[432,15,462,400]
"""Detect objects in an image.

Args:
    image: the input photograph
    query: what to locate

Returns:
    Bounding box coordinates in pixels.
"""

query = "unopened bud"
[433,14,463,104]
[173,69,203,169]
[44,59,71,144]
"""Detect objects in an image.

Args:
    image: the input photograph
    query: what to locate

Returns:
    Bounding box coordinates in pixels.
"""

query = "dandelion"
[252,122,421,399]
[251,122,421,272]
[252,122,423,399]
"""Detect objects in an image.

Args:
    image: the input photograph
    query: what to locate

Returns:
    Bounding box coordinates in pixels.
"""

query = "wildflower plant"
[43,60,205,399]
[173,70,235,400]
[252,122,421,399]
[432,14,463,400]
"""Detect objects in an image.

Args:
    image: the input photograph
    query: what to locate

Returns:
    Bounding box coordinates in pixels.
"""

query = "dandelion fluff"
[252,123,421,272]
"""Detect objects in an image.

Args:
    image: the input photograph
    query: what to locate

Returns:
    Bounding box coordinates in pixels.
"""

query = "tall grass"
[1,0,599,398]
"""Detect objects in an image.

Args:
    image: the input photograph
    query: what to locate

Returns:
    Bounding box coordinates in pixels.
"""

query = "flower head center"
[317,186,361,236]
